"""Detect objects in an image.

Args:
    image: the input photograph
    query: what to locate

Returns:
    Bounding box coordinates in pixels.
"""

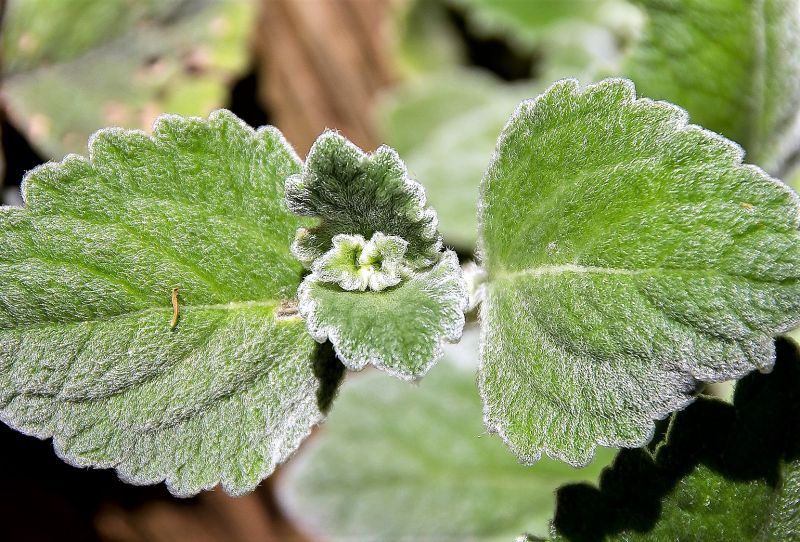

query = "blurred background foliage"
[0,1,797,541]
[278,328,616,541]
[1,0,253,159]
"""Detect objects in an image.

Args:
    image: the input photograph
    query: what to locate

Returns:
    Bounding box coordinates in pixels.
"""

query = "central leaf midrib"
[493,264,645,280]
[490,263,795,286]
[4,298,285,332]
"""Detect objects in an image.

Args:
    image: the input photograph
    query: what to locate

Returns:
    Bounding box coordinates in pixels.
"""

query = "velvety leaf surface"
[286,130,442,268]
[299,250,467,380]
[548,338,800,542]
[625,0,800,175]
[278,329,616,541]
[0,110,344,497]
[287,131,467,378]
[1,0,253,159]
[479,78,800,466]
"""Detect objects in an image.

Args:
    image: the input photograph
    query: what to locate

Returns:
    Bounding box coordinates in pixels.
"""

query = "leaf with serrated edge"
[549,338,800,541]
[285,130,441,269]
[479,78,800,467]
[299,251,467,380]
[624,0,800,175]
[287,130,467,379]
[0,110,344,497]
[278,328,617,542]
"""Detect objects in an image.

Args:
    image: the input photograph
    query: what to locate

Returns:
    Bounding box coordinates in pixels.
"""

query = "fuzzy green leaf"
[479,78,800,466]
[299,251,467,380]
[278,329,617,541]
[285,130,441,269]
[624,0,800,175]
[0,110,345,497]
[548,338,800,541]
[287,131,467,378]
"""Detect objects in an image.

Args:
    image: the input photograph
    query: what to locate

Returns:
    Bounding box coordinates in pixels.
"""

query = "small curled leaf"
[285,130,442,269]
[286,132,468,379]
[313,232,408,292]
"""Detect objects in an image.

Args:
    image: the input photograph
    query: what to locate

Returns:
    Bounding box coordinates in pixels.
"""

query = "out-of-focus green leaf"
[278,329,616,541]
[380,70,539,249]
[0,110,345,497]
[394,0,465,76]
[2,0,162,73]
[535,22,624,83]
[448,0,641,52]
[1,0,253,159]
[479,78,800,467]
[0,122,4,196]
[548,338,800,541]
[789,166,800,193]
[625,0,800,175]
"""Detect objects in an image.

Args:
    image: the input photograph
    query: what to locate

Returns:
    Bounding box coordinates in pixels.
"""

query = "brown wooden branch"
[254,0,397,155]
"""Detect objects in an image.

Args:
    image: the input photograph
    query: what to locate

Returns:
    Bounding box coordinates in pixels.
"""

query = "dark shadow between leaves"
[552,338,800,542]
[312,341,346,413]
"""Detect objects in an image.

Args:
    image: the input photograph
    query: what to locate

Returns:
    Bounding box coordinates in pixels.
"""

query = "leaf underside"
[0,110,344,496]
[479,78,800,466]
[549,338,800,541]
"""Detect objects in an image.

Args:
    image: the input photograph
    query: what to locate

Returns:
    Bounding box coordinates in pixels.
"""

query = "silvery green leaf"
[479,78,800,466]
[285,130,441,268]
[0,110,344,497]
[624,0,800,175]
[299,251,468,380]
[286,130,467,378]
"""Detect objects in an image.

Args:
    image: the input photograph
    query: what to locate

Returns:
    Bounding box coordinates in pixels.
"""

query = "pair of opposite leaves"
[0,78,798,497]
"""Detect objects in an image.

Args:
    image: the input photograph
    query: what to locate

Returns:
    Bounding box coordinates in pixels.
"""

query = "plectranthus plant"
[0,74,799,537]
